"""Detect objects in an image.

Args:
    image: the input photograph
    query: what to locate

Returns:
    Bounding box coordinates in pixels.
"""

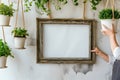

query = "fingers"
[91,50,96,52]
[101,29,107,35]
[91,47,99,52]
[102,24,109,30]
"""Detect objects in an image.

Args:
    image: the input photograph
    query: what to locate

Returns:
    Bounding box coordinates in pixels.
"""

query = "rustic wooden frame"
[36,18,97,64]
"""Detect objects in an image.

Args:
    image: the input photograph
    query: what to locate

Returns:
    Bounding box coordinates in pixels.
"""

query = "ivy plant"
[73,0,79,6]
[24,0,79,13]
[24,0,102,14]
[35,0,50,14]
[89,0,101,10]
[51,0,68,10]
[24,0,35,12]
[0,3,15,16]
[12,27,29,37]
[99,8,120,19]
[0,39,14,57]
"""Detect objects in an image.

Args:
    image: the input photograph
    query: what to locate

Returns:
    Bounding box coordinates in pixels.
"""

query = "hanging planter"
[0,56,7,68]
[0,3,15,26]
[12,27,29,49]
[0,39,14,68]
[99,8,120,31]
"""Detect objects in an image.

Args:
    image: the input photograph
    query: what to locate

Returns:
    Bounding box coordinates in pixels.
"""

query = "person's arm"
[109,33,119,53]
[102,24,119,54]
[91,48,109,62]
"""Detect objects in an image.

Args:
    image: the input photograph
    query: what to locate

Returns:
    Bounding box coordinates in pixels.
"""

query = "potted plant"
[0,39,14,68]
[12,27,29,49]
[99,8,120,30]
[0,3,15,26]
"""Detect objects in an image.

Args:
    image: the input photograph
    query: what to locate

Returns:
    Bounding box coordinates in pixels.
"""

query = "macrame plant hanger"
[83,1,87,20]
[0,0,10,42]
[105,0,115,20]
[15,0,25,28]
[47,0,52,19]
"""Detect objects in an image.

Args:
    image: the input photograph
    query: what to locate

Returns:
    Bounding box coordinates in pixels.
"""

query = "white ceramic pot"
[14,37,26,49]
[100,19,118,31]
[0,56,7,68]
[0,15,10,26]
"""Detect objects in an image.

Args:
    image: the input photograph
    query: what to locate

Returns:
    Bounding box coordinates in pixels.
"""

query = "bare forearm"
[109,34,119,53]
[97,51,109,62]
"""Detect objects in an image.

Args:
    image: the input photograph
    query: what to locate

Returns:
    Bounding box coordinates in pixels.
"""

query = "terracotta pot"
[14,37,26,49]
[100,19,118,32]
[0,15,10,26]
[0,56,7,68]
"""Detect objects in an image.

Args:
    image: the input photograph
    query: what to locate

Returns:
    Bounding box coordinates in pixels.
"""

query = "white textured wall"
[0,0,120,80]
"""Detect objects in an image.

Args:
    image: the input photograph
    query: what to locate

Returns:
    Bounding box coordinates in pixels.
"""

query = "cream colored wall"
[0,0,120,80]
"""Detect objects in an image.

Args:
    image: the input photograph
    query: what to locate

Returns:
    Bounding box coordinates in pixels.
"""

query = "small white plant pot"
[14,37,26,49]
[100,19,118,32]
[0,56,7,68]
[0,15,10,26]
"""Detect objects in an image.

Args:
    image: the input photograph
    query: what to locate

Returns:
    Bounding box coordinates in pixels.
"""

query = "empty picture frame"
[36,18,96,64]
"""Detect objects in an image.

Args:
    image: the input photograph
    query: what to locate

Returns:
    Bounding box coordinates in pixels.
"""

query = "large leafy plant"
[0,39,14,57]
[99,9,120,19]
[0,3,15,16]
[12,27,29,37]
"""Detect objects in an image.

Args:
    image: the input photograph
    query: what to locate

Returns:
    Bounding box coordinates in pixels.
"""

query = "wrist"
[96,50,102,55]
[109,34,115,38]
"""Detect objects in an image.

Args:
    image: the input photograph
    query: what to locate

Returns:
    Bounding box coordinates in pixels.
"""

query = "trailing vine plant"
[24,0,102,14]
[72,0,79,6]
[89,0,102,10]
[35,0,50,14]
[51,0,68,10]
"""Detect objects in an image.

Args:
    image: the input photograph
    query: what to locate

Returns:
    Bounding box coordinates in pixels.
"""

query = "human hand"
[91,47,101,55]
[101,24,115,37]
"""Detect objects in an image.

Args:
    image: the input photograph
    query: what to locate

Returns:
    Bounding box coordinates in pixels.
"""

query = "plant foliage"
[24,0,35,12]
[51,0,68,10]
[0,39,14,57]
[0,3,15,16]
[24,0,102,14]
[12,27,29,37]
[35,0,50,14]
[99,9,120,19]
[89,0,101,10]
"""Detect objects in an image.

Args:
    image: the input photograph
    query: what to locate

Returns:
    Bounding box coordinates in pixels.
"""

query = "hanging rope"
[83,2,86,20]
[110,0,115,20]
[105,0,109,8]
[21,0,25,27]
[2,26,6,42]
[15,0,20,27]
[15,0,26,28]
[47,0,52,19]
[105,0,115,20]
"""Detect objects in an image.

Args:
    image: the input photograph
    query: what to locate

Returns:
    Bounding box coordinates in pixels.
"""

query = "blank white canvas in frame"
[43,24,91,58]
